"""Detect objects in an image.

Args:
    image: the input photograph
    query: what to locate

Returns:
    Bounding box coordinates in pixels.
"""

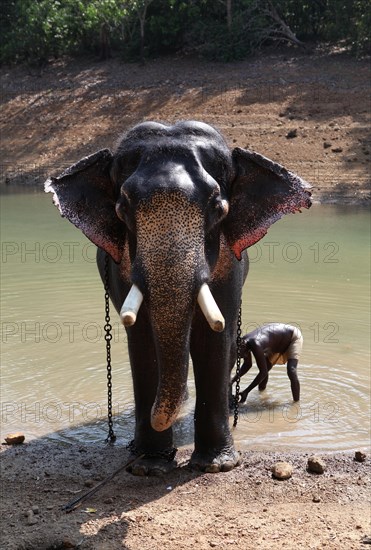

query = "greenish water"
[1,190,370,451]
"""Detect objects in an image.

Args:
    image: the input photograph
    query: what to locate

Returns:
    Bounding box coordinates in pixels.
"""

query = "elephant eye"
[214,197,229,219]
[217,199,229,217]
[206,196,229,232]
[115,195,129,222]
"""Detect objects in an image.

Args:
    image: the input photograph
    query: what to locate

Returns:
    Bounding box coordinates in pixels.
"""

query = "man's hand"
[239,389,249,403]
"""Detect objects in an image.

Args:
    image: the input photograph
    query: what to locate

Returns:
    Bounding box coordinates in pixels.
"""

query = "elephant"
[45,120,311,475]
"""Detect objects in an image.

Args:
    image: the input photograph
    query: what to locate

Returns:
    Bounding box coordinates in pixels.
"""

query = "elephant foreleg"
[125,311,177,476]
[190,313,241,473]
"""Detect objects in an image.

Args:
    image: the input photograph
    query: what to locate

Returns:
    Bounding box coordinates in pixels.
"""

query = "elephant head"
[45,121,311,432]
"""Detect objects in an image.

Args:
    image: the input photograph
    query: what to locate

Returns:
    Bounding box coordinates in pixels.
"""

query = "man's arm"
[239,345,269,403]
[287,359,300,401]
[230,351,252,385]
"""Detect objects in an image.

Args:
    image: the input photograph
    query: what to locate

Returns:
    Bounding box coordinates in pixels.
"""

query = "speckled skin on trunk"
[45,120,311,475]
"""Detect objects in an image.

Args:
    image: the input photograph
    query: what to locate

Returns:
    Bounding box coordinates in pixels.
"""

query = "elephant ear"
[224,147,312,260]
[45,149,125,264]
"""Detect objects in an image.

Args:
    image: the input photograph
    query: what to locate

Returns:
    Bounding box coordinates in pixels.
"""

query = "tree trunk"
[99,22,111,60]
[139,15,145,63]
[226,0,232,32]
[264,1,306,48]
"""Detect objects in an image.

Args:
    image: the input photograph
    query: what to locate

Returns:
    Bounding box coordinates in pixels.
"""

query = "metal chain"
[233,303,242,427]
[104,253,116,444]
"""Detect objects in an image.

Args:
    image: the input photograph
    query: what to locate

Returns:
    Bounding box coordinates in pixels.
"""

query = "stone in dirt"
[354,451,367,463]
[307,456,326,474]
[286,129,298,139]
[4,432,25,445]
[272,462,293,480]
[26,510,38,526]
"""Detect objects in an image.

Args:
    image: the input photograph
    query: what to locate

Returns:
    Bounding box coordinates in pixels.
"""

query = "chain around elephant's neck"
[233,304,242,427]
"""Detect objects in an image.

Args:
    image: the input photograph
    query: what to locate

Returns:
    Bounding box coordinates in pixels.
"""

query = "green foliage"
[1,0,369,65]
[0,0,127,64]
[146,1,187,54]
[352,0,371,54]
[1,0,83,64]
[281,0,370,54]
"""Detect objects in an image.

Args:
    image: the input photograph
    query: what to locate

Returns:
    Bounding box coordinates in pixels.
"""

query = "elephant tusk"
[120,284,144,327]
[197,284,225,332]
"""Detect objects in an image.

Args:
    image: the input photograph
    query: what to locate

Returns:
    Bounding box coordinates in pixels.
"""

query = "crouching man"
[231,323,303,402]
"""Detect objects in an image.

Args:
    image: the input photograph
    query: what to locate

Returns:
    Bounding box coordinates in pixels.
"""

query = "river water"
[1,190,370,452]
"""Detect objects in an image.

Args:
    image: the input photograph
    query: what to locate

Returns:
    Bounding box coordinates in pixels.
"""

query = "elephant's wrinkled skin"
[45,121,311,475]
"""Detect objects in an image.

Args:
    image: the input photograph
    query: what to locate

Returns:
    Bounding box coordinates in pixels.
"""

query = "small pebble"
[272,461,293,480]
[5,432,25,445]
[31,505,39,515]
[62,539,77,549]
[331,147,343,153]
[312,495,321,503]
[27,510,38,525]
[84,479,94,488]
[286,129,298,139]
[307,456,326,474]
[354,451,366,463]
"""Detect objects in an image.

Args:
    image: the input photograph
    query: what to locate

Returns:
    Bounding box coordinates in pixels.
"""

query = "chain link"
[104,253,116,444]
[233,303,242,427]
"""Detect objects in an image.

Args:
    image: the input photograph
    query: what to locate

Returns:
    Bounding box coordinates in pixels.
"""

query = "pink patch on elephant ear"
[230,226,269,261]
[224,147,312,259]
[45,149,126,264]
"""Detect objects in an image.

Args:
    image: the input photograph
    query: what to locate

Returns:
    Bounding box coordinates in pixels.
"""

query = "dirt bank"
[1,48,370,203]
[1,441,370,550]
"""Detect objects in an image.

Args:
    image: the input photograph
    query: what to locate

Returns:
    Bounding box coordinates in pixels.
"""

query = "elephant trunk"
[130,190,221,432]
[120,282,224,432]
[149,305,192,432]
[142,250,198,432]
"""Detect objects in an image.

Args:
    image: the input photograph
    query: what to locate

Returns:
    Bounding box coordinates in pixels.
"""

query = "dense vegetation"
[1,0,370,65]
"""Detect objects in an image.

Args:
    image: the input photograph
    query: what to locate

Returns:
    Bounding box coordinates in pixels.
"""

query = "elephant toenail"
[221,461,235,472]
[205,464,220,473]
